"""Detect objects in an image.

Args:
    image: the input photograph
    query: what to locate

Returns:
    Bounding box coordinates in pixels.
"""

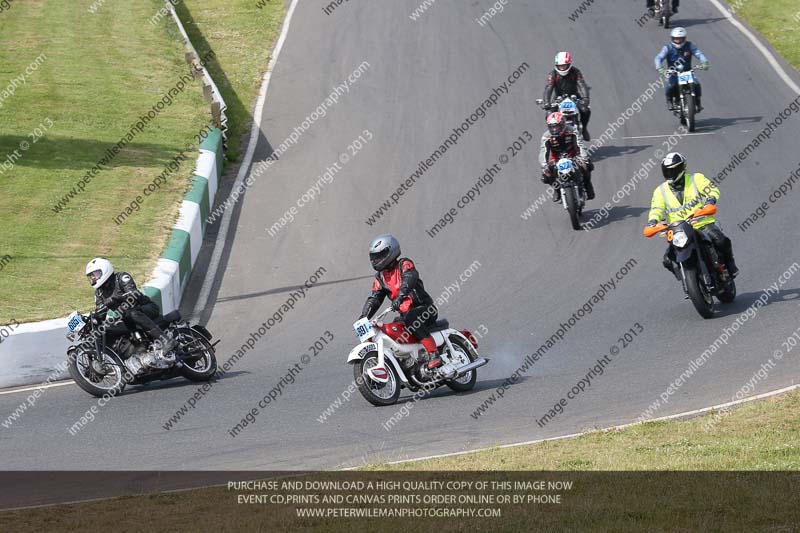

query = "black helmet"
[369,234,401,271]
[661,152,687,188]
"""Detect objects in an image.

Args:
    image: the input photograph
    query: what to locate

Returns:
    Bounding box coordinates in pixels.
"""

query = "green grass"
[179,0,285,160]
[0,0,284,324]
[727,0,800,70]
[376,390,800,470]
[2,391,799,531]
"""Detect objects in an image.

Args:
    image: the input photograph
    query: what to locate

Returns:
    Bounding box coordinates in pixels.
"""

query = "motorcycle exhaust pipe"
[455,357,489,377]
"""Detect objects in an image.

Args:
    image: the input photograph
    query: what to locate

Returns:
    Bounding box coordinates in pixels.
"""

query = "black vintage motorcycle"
[665,65,704,132]
[536,94,587,140]
[65,307,218,397]
[653,0,671,28]
[644,204,736,318]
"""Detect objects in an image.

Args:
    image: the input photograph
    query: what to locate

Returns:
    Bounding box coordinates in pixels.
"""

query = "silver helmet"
[369,234,401,271]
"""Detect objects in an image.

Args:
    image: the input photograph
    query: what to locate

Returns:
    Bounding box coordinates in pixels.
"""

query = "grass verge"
[178,0,285,161]
[726,0,800,70]
[0,0,284,323]
[373,389,800,470]
[2,390,799,531]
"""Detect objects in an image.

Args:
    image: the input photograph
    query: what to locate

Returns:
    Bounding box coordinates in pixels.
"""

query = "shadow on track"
[714,287,800,318]
[581,205,650,230]
[695,115,762,133]
[126,370,249,394]
[591,144,652,162]
[216,275,375,304]
[673,17,727,28]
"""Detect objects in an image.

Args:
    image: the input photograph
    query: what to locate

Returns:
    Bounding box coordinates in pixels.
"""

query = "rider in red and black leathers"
[361,235,442,369]
[543,52,591,141]
[539,112,595,201]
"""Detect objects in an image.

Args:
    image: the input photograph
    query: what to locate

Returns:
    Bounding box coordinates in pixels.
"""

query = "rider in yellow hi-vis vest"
[646,152,739,278]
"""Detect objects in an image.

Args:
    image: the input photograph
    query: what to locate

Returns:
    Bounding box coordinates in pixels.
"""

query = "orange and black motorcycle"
[644,203,736,318]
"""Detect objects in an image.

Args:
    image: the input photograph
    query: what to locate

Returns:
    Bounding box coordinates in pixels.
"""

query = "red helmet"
[547,112,567,136]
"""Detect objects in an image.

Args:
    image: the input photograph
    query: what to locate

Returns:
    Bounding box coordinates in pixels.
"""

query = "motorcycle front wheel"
[354,353,401,406]
[563,186,581,230]
[684,267,714,318]
[685,92,696,132]
[68,347,127,398]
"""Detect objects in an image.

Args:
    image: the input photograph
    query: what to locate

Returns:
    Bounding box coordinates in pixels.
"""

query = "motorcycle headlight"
[672,230,689,248]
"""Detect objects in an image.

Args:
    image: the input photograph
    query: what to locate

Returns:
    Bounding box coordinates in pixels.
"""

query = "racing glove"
[658,67,667,75]
[647,220,659,227]
[704,197,717,205]
[701,61,710,70]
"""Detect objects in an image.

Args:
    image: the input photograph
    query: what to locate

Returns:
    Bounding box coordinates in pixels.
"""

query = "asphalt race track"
[2,0,800,473]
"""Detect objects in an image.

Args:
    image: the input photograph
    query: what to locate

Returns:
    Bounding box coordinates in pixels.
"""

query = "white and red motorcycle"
[348,307,489,406]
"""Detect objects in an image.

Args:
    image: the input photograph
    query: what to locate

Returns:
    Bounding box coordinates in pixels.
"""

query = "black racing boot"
[696,96,703,114]
[726,259,739,278]
[667,97,676,111]
[584,180,595,200]
[552,187,562,203]
[582,126,590,142]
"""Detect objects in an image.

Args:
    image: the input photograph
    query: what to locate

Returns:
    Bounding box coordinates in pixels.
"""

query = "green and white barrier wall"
[142,129,223,314]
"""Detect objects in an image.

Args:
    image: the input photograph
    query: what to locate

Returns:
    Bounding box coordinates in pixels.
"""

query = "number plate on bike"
[67,311,86,333]
[353,318,375,342]
[678,72,694,84]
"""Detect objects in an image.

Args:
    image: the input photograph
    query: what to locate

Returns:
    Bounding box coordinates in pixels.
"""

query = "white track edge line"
[191,0,302,321]
[0,381,74,396]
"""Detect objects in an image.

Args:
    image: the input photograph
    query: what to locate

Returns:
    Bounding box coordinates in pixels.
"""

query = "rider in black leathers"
[86,258,176,354]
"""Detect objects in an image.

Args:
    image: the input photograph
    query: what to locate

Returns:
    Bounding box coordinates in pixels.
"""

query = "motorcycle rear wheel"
[445,337,478,392]
[684,267,714,318]
[354,353,401,406]
[176,327,218,381]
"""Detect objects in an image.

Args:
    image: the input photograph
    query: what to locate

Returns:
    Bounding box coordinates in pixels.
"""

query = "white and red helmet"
[554,51,572,74]
[547,112,567,136]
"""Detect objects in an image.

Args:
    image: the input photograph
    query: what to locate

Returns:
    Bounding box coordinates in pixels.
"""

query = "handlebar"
[370,307,393,324]
[536,94,583,110]
[643,204,718,238]
[665,66,705,75]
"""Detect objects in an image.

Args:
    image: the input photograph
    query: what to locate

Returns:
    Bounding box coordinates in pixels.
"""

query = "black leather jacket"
[543,67,590,106]
[93,272,151,319]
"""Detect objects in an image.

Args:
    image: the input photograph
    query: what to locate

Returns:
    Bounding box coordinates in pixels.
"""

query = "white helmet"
[670,27,688,49]
[86,258,114,289]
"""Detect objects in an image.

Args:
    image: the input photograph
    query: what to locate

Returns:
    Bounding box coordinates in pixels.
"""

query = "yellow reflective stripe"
[661,174,703,214]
